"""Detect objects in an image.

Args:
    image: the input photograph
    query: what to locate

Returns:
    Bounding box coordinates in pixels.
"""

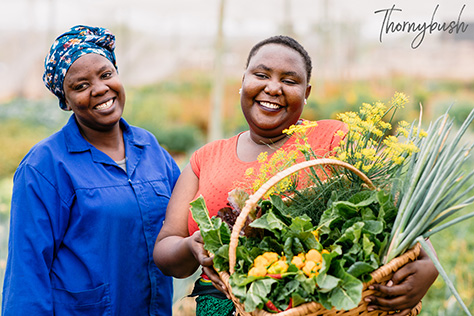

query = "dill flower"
[283,120,318,136]
[391,92,409,109]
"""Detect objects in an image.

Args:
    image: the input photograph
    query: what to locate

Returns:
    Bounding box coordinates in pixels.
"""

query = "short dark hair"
[245,35,312,83]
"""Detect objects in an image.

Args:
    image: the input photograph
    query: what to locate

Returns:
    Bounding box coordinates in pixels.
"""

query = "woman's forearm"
[154,234,200,278]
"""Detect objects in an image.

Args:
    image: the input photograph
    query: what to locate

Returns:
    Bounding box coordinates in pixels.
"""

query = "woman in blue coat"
[2,25,180,315]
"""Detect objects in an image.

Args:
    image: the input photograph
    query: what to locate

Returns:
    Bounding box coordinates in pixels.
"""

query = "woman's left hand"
[364,247,438,314]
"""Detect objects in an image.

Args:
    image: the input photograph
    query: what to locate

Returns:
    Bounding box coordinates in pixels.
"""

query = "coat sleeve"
[2,163,71,315]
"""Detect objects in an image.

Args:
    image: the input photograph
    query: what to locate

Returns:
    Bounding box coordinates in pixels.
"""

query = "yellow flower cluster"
[383,136,419,165]
[282,120,318,136]
[244,149,299,197]
[333,92,424,177]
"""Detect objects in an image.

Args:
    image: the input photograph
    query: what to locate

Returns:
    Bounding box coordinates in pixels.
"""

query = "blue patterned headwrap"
[43,25,117,109]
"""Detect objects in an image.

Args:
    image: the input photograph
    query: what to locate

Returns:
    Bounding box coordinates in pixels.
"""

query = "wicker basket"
[220,158,422,316]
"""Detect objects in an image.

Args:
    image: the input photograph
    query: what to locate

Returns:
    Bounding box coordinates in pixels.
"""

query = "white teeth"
[95,99,113,110]
[260,101,280,109]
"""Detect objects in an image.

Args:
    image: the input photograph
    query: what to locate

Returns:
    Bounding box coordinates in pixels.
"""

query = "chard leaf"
[346,261,375,278]
[213,244,229,272]
[190,196,213,231]
[348,191,377,205]
[361,207,376,220]
[362,220,384,235]
[229,274,248,298]
[316,250,341,292]
[316,273,341,293]
[296,273,318,294]
[291,292,307,308]
[190,196,231,254]
[301,234,320,250]
[205,217,231,254]
[329,260,363,310]
[283,237,294,257]
[362,234,375,259]
[331,201,359,219]
[288,214,314,232]
[258,236,284,254]
[336,222,364,245]
[244,279,277,312]
[235,245,254,272]
[276,279,300,302]
[330,277,363,310]
[269,195,292,222]
[283,236,308,257]
[250,210,287,237]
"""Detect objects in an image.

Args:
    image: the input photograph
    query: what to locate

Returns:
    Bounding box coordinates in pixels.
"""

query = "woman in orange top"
[154,35,437,316]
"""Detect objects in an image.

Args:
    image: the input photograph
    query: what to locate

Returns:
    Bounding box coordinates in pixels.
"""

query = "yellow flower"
[257,152,268,163]
[391,92,409,109]
[283,120,318,136]
[245,167,254,177]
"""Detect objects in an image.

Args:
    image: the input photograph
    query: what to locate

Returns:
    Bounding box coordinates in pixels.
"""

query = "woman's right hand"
[189,231,230,298]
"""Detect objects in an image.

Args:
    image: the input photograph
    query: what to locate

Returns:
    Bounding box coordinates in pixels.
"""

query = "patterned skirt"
[190,274,236,316]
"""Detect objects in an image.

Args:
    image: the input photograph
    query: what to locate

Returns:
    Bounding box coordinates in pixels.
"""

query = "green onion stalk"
[384,109,474,264]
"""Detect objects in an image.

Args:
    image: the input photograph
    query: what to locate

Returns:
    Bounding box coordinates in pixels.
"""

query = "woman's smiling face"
[241,43,311,140]
[63,53,125,134]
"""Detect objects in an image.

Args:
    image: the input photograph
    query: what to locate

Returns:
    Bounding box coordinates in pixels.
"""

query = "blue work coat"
[2,114,180,315]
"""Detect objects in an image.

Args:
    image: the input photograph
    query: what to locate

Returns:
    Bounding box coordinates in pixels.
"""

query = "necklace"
[247,132,290,151]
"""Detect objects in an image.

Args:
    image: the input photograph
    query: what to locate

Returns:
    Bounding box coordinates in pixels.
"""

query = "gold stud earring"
[239,88,242,95]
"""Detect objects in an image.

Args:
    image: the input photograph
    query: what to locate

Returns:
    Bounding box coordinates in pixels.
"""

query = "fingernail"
[367,307,374,311]
[364,297,371,302]
[387,280,393,287]
[368,285,374,290]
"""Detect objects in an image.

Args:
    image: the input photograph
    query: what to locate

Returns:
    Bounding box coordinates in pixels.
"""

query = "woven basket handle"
[228,158,375,274]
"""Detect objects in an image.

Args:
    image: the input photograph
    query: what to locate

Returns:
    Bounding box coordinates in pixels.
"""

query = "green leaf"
[329,261,363,310]
[349,191,377,205]
[288,215,314,232]
[291,292,307,308]
[316,273,341,293]
[258,236,284,255]
[362,234,375,260]
[190,195,213,231]
[330,277,363,310]
[296,273,318,294]
[336,222,364,245]
[316,250,342,292]
[203,217,231,254]
[250,210,287,237]
[362,220,384,235]
[213,244,229,272]
[346,261,375,278]
[245,278,277,312]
